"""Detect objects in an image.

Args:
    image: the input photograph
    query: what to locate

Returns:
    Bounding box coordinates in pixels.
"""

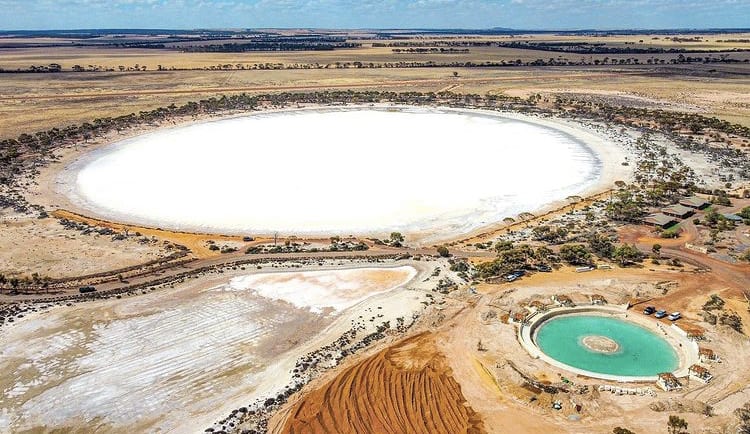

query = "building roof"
[529,300,548,308]
[680,196,710,208]
[658,372,679,382]
[590,294,607,302]
[662,204,694,216]
[723,213,743,221]
[699,348,715,356]
[643,213,678,227]
[689,364,710,375]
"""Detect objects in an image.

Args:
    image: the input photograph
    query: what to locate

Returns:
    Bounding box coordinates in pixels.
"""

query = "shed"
[656,372,682,392]
[679,196,710,210]
[552,295,574,307]
[643,213,678,229]
[662,204,694,219]
[722,213,743,222]
[699,347,720,363]
[589,294,607,305]
[529,300,550,312]
[688,364,713,383]
[511,311,529,324]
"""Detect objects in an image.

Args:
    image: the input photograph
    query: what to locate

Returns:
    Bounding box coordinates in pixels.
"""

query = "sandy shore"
[28,104,635,246]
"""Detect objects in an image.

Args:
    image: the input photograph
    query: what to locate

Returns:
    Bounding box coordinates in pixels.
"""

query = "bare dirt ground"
[0,211,168,279]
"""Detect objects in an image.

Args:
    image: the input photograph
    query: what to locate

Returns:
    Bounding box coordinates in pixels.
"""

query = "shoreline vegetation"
[1,90,749,296]
[2,90,748,209]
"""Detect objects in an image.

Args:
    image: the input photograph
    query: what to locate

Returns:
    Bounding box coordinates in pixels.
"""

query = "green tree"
[613,428,635,434]
[436,245,450,257]
[652,243,662,257]
[612,244,643,266]
[587,233,615,259]
[667,415,688,434]
[494,240,514,252]
[390,232,404,247]
[559,244,592,266]
[535,246,553,262]
[705,208,720,226]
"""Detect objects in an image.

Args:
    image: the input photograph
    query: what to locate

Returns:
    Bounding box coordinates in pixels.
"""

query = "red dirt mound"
[280,333,486,434]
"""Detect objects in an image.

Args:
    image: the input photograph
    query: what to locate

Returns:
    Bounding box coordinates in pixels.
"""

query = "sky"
[1,0,749,31]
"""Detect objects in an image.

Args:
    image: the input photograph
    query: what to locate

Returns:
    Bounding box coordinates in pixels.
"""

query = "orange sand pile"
[280,333,485,434]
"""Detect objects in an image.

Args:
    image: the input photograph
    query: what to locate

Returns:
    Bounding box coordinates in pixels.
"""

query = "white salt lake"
[63,107,605,236]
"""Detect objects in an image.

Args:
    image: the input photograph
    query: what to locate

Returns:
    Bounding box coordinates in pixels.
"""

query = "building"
[510,311,529,324]
[662,204,695,219]
[688,364,713,383]
[656,372,683,392]
[528,300,550,312]
[643,213,679,229]
[679,196,710,210]
[722,213,744,223]
[699,348,720,363]
[589,294,607,305]
[552,295,574,307]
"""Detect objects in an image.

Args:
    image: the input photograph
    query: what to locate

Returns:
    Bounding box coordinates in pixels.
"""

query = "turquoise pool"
[534,315,679,377]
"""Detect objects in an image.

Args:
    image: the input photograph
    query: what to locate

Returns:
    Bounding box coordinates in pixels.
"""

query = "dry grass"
[1,33,750,136]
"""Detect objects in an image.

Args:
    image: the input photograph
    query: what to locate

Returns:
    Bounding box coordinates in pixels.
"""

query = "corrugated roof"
[680,196,710,208]
[662,204,694,216]
[643,213,677,226]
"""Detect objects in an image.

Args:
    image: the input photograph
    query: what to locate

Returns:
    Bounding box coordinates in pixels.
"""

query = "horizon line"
[2,27,750,33]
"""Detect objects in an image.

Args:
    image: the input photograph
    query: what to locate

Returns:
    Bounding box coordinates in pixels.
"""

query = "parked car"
[643,306,656,315]
[668,312,682,321]
[654,309,668,319]
[536,264,552,272]
[505,270,525,282]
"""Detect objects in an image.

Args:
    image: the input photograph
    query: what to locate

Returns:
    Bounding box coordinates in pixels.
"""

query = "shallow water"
[535,315,679,376]
[66,107,601,235]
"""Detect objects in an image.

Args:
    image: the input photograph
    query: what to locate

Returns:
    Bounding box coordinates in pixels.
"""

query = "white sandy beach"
[58,106,626,238]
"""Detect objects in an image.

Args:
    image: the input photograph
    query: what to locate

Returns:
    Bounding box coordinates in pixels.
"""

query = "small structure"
[722,213,744,222]
[510,311,529,324]
[679,196,710,210]
[528,299,550,312]
[699,347,720,363]
[643,213,678,229]
[552,295,575,307]
[589,294,607,305]
[662,204,695,219]
[688,364,713,383]
[656,372,683,392]
[675,323,707,342]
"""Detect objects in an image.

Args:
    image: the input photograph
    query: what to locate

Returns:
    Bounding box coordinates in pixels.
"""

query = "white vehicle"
[668,312,682,321]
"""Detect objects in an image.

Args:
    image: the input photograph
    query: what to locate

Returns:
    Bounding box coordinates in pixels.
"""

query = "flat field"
[2,32,750,138]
